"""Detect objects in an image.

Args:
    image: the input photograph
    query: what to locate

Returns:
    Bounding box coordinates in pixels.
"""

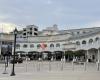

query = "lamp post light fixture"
[10,28,18,76]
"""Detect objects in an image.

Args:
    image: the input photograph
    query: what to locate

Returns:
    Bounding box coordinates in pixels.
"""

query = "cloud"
[84,21,100,28]
[0,0,100,30]
[0,22,23,33]
[0,16,8,20]
[45,0,53,5]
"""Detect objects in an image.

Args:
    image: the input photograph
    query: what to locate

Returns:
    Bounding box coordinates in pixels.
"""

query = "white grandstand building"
[10,24,100,62]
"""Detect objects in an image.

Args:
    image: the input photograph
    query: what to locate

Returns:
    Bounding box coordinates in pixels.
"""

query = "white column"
[63,51,66,62]
[86,50,89,62]
[98,49,100,62]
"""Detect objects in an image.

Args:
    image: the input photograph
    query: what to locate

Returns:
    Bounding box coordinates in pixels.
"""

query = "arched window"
[16,44,20,49]
[30,44,34,48]
[56,43,60,47]
[82,40,86,44]
[76,41,80,45]
[95,37,99,42]
[89,39,93,44]
[50,44,54,48]
[37,44,41,49]
[23,44,27,48]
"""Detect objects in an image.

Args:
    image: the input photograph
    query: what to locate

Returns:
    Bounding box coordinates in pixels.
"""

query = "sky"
[0,0,100,33]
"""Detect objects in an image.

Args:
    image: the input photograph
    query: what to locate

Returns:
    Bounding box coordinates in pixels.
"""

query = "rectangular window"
[23,33,26,35]
[34,32,38,35]
[34,28,38,31]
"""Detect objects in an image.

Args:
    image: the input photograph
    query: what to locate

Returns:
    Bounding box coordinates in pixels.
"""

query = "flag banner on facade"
[40,43,47,50]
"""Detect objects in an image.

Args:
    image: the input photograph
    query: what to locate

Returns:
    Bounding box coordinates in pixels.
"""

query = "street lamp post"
[6,45,10,67]
[10,28,18,76]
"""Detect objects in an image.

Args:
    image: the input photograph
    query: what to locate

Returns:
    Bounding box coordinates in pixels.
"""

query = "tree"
[65,51,74,61]
[74,50,85,57]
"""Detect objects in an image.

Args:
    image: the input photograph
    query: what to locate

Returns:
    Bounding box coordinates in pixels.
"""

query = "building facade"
[12,24,100,62]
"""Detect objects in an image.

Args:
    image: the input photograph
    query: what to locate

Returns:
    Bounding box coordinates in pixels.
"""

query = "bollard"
[33,60,35,71]
[38,62,40,71]
[61,58,63,71]
[41,60,43,70]
[2,58,8,74]
[72,61,74,71]
[37,61,40,71]
[56,61,58,69]
[96,61,99,71]
[49,61,51,71]
[72,62,74,71]
[36,61,38,71]
[25,57,28,72]
[84,62,86,71]
[37,58,41,71]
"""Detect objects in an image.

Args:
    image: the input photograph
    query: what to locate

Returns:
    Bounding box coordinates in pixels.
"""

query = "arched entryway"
[65,51,74,61]
[41,51,52,60]
[28,51,39,60]
[88,48,98,62]
[53,51,64,60]
[74,50,86,61]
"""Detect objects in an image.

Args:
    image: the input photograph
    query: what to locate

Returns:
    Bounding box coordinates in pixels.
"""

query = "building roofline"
[62,26,100,31]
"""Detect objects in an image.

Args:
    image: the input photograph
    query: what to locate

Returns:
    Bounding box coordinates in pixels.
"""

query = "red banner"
[40,43,47,50]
